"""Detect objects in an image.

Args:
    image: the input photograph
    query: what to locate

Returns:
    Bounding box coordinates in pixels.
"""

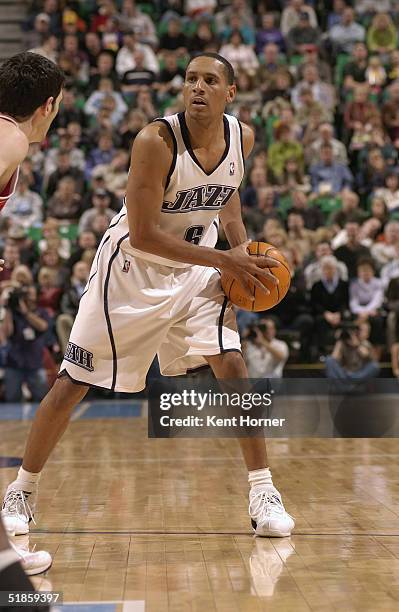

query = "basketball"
[221,241,291,312]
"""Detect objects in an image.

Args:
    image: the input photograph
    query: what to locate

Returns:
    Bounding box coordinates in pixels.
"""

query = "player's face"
[184,58,235,120]
[30,90,63,143]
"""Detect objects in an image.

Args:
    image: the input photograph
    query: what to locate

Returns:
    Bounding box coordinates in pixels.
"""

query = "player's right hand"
[219,241,280,300]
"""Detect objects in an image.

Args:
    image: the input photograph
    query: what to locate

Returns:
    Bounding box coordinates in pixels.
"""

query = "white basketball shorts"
[59,235,241,392]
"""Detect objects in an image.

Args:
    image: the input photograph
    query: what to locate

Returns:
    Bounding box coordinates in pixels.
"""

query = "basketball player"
[3,53,294,538]
[0,51,64,590]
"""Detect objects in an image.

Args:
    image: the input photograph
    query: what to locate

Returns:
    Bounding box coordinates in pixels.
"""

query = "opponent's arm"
[126,122,277,298]
[0,130,28,192]
[218,122,254,248]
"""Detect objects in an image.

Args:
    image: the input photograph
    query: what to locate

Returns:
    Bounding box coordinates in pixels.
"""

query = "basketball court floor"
[1,399,399,611]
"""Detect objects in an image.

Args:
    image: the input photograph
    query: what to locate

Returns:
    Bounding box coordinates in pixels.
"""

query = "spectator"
[304,241,348,290]
[310,143,354,196]
[56,261,89,353]
[45,150,85,199]
[37,267,62,319]
[116,29,159,77]
[267,248,314,362]
[267,122,304,182]
[88,50,121,94]
[219,31,259,76]
[307,123,348,167]
[386,274,399,348]
[286,211,315,261]
[78,189,116,233]
[46,176,83,222]
[255,13,285,55]
[291,65,335,115]
[286,190,323,230]
[85,132,115,180]
[367,13,398,57]
[325,322,380,383]
[23,13,51,50]
[349,260,385,354]
[329,190,366,230]
[29,33,59,63]
[84,78,128,125]
[0,285,50,402]
[52,88,86,131]
[329,7,365,54]
[371,220,399,267]
[188,19,219,54]
[334,221,372,278]
[3,176,43,230]
[0,243,21,285]
[44,132,85,179]
[117,0,158,47]
[120,49,157,93]
[343,42,369,90]
[286,11,320,57]
[374,171,399,212]
[311,255,350,354]
[68,231,98,268]
[243,319,289,378]
[281,0,318,38]
[327,0,348,30]
[159,17,188,54]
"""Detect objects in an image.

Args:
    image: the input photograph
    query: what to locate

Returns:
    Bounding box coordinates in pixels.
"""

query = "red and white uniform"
[0,114,20,211]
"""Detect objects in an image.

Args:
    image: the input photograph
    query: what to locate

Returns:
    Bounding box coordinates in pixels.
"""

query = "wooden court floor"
[1,400,399,611]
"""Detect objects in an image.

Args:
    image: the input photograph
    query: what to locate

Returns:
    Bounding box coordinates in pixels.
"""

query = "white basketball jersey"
[108,112,245,267]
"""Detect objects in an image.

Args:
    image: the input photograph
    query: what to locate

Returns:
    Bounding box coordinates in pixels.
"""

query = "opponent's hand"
[220,240,280,300]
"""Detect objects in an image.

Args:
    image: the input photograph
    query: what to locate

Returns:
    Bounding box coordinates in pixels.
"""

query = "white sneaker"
[9,539,52,576]
[2,487,36,536]
[249,486,295,537]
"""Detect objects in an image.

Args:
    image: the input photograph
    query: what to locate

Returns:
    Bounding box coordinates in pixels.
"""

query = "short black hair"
[187,52,235,85]
[0,52,65,121]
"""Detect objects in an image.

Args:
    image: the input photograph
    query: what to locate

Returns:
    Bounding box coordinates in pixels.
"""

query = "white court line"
[60,602,145,611]
[46,453,399,464]
[70,402,91,422]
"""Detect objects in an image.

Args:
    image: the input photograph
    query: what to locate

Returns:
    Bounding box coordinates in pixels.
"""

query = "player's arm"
[127,122,277,298]
[218,122,254,248]
[0,131,28,191]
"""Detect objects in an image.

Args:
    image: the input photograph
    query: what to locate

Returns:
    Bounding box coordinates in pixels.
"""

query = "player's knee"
[207,350,247,378]
[49,374,89,411]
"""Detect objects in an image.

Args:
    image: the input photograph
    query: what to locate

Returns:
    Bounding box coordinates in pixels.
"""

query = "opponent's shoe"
[9,539,52,576]
[2,487,36,536]
[249,486,295,537]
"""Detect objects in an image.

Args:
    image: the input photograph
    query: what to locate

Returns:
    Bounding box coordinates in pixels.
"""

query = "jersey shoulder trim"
[151,118,177,190]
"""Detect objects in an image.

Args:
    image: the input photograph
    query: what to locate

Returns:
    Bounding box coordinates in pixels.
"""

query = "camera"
[246,322,267,341]
[7,286,30,313]
[337,321,358,343]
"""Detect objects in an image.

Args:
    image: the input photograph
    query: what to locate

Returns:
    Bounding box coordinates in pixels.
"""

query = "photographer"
[0,285,50,402]
[325,322,380,382]
[243,318,289,378]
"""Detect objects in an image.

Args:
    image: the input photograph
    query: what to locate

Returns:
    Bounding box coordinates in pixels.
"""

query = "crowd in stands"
[2,0,399,398]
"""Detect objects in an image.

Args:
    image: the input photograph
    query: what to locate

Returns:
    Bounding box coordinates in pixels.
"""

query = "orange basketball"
[221,241,291,312]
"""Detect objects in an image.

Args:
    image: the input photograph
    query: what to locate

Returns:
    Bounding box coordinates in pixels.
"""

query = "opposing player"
[0,51,64,586]
[2,53,294,538]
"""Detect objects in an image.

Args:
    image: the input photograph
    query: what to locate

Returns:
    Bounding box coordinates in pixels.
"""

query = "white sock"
[13,467,40,493]
[0,548,20,572]
[248,468,273,489]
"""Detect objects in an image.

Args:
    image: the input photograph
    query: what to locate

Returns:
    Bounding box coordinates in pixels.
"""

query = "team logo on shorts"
[122,259,131,273]
[229,162,235,176]
[64,342,94,372]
